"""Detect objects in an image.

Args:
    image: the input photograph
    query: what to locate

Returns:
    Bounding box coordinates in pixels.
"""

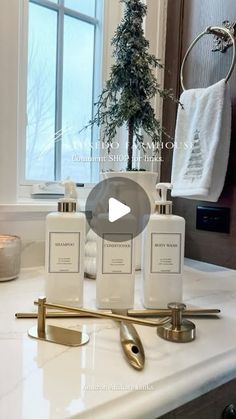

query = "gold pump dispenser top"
[155,183,173,215]
[58,180,77,213]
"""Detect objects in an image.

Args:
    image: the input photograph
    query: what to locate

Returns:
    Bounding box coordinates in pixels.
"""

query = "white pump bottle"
[45,181,85,307]
[142,183,185,308]
[96,214,135,310]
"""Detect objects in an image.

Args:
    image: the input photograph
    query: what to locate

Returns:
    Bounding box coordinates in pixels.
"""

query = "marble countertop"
[1,259,236,419]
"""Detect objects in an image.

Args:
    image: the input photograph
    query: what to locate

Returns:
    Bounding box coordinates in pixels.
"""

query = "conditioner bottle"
[96,215,135,309]
[142,183,185,308]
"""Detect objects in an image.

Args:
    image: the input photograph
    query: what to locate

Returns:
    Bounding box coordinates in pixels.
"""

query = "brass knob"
[222,404,236,418]
[156,302,196,343]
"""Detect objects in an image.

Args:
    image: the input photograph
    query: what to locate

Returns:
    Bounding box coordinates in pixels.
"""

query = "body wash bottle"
[142,183,185,308]
[45,181,85,307]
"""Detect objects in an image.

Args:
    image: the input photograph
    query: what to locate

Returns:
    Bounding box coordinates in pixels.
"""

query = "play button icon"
[108,198,131,222]
[85,176,151,241]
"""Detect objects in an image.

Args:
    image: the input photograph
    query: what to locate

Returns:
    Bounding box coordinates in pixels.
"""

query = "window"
[0,0,166,205]
[26,0,102,184]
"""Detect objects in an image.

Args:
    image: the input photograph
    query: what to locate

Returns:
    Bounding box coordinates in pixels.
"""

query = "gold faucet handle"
[157,302,196,343]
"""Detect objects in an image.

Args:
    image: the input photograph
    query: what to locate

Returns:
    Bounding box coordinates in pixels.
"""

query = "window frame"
[0,0,167,205]
[23,0,103,185]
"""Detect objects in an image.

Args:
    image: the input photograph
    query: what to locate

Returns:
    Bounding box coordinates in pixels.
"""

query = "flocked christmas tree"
[87,0,177,170]
[184,130,204,181]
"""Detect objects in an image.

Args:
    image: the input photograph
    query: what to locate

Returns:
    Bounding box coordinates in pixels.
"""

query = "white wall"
[0,210,46,267]
[0,0,20,203]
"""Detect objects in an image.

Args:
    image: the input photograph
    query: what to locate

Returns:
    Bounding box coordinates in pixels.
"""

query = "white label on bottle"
[49,232,80,273]
[102,233,133,274]
[151,233,181,274]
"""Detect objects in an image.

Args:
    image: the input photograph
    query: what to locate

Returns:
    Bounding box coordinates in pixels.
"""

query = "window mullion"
[30,0,59,12]
[91,0,103,182]
[54,5,64,181]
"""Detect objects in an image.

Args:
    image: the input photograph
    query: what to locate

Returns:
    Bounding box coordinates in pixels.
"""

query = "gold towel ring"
[180,26,236,91]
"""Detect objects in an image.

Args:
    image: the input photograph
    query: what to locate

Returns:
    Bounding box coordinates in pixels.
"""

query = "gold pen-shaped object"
[112,309,145,371]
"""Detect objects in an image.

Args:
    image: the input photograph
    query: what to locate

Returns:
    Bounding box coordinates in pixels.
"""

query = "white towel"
[171,79,231,202]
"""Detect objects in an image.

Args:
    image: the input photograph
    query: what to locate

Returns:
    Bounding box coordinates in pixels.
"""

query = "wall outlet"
[196,206,230,233]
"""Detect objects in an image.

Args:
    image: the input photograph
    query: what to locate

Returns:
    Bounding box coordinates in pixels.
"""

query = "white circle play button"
[85,177,151,241]
[108,198,131,223]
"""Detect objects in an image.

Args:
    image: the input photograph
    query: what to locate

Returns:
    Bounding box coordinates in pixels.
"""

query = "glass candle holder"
[0,235,21,281]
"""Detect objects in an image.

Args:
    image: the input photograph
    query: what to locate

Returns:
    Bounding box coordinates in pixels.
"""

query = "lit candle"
[0,235,21,281]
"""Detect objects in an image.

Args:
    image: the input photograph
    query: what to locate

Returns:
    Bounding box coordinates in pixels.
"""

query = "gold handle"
[15,308,221,319]
[16,312,99,319]
[130,308,221,317]
[34,298,169,328]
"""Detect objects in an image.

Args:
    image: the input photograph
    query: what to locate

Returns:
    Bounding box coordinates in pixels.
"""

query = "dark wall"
[162,0,236,268]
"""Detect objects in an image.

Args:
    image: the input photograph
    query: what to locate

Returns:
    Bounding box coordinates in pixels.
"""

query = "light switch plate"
[196,206,230,233]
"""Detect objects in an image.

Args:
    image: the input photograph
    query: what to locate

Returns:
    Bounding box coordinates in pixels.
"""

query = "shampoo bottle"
[142,183,185,308]
[45,181,85,307]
